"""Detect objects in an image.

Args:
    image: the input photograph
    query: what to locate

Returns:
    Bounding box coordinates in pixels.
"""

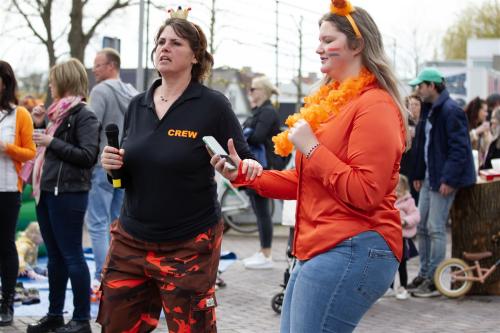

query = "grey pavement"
[6,226,500,333]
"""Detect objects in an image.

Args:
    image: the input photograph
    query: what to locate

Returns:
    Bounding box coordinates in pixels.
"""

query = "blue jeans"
[280,231,399,333]
[36,191,91,321]
[85,166,124,279]
[417,178,456,279]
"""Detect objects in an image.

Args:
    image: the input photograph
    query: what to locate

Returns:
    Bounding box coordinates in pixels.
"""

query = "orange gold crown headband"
[167,5,201,40]
[330,0,362,38]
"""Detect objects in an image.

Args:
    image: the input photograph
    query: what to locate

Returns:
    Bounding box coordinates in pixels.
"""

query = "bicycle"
[434,251,500,298]
[217,174,275,233]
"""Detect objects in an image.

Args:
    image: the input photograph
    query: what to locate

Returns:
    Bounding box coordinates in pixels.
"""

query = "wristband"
[305,143,320,159]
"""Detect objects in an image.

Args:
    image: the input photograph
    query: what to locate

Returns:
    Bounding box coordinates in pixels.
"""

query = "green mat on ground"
[18,185,37,231]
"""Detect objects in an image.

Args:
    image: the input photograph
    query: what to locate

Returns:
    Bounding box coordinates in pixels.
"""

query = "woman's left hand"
[288,119,319,155]
[33,132,53,147]
[210,139,263,181]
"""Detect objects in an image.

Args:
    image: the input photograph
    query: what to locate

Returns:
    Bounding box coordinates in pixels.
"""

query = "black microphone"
[105,124,122,188]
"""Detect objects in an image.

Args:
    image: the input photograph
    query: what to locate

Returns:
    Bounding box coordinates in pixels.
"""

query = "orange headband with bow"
[330,0,362,38]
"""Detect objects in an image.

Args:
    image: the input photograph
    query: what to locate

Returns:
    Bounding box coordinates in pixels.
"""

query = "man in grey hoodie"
[86,48,138,285]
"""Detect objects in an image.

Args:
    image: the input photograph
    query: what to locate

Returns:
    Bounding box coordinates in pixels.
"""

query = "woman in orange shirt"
[0,60,36,327]
[211,1,409,332]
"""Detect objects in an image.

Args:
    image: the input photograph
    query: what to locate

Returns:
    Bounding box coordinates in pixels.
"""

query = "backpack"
[244,103,291,170]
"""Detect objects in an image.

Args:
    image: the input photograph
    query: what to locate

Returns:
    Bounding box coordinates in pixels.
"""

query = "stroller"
[271,158,296,314]
[271,227,296,314]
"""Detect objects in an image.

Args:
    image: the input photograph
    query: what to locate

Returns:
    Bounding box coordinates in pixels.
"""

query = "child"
[386,174,420,299]
[16,222,45,280]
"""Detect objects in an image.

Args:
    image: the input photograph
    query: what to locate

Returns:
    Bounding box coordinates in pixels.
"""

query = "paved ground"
[7,226,500,333]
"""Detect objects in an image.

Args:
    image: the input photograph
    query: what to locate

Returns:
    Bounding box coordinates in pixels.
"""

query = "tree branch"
[21,0,39,12]
[83,0,129,43]
[0,22,30,35]
[54,22,69,42]
[11,0,47,44]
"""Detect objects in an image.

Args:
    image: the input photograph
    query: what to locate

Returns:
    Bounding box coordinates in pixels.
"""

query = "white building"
[415,39,500,104]
[466,39,500,100]
[210,67,252,123]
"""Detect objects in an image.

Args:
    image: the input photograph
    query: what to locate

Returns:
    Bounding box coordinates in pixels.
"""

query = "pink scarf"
[32,96,83,203]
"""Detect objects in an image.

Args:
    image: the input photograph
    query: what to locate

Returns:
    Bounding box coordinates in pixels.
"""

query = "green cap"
[409,68,444,86]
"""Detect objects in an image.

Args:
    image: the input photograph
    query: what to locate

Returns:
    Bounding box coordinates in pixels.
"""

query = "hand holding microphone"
[102,124,123,188]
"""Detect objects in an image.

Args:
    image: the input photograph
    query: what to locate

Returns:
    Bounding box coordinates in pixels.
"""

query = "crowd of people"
[385,69,500,300]
[1,0,500,332]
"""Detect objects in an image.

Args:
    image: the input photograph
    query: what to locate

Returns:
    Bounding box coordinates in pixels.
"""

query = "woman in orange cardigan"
[211,1,409,332]
[0,60,36,326]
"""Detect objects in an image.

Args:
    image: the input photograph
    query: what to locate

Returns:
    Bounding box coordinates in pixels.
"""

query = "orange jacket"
[233,86,406,261]
[4,106,36,192]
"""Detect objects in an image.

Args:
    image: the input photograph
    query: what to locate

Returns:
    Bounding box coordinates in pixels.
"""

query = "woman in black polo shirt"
[98,11,254,333]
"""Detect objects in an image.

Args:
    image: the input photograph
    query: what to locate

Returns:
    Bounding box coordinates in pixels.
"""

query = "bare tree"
[207,0,216,87]
[11,0,58,68]
[293,16,304,112]
[68,0,130,62]
[9,0,131,69]
[404,27,437,78]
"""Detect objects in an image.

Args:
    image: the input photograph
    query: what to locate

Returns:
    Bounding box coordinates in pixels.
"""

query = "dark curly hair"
[0,60,18,112]
[464,96,486,129]
[151,18,213,83]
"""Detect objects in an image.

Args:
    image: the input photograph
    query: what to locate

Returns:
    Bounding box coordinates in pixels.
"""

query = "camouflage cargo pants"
[97,221,223,333]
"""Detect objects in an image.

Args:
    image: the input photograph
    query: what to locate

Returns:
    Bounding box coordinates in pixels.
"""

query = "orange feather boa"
[272,68,376,157]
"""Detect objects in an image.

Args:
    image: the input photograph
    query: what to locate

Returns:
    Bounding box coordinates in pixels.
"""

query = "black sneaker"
[0,303,13,326]
[411,279,440,298]
[55,320,91,333]
[0,293,14,326]
[406,275,425,291]
[27,315,65,333]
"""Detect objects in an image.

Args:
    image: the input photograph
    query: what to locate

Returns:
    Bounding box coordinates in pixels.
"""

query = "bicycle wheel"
[220,188,274,234]
[434,258,473,298]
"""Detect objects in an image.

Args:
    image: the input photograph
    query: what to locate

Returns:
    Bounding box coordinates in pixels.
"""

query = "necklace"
[272,67,376,157]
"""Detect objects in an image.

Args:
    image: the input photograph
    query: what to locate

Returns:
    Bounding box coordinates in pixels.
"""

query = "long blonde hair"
[319,7,410,149]
[396,174,410,198]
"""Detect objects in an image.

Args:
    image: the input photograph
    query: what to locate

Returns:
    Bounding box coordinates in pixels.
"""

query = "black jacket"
[40,103,99,194]
[481,137,500,170]
[243,100,281,169]
[400,104,430,181]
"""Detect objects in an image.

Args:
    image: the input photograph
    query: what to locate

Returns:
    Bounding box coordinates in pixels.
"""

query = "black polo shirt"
[118,79,252,242]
